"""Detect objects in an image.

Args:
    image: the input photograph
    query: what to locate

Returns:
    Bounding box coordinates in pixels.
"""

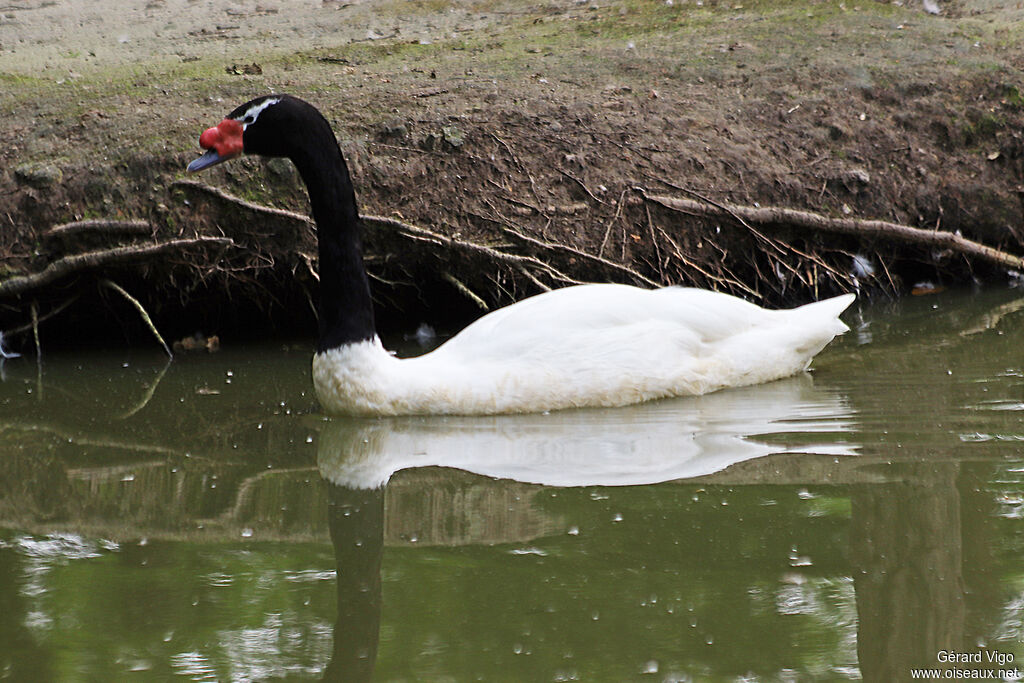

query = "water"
[1,287,1023,681]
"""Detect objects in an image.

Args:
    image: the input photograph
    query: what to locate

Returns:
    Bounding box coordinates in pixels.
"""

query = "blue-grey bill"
[186,149,226,173]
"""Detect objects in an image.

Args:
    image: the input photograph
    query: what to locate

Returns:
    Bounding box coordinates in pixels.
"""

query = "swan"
[187,94,854,416]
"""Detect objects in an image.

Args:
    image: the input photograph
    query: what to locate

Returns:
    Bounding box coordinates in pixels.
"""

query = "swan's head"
[186,94,330,172]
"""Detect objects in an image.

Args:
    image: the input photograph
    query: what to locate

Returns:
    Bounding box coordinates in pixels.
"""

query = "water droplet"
[241,528,254,538]
[567,526,580,536]
[612,512,624,522]
[641,660,659,674]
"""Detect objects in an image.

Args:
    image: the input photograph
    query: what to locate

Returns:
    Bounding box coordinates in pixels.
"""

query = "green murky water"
[2,288,1024,682]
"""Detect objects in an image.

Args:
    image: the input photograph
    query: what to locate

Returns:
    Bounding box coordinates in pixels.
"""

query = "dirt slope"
[2,0,1024,348]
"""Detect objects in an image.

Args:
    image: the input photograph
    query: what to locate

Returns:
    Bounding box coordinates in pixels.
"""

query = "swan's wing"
[429,284,770,360]
[388,285,853,412]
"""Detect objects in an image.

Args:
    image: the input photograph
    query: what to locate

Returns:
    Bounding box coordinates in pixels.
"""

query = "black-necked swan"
[186,94,854,416]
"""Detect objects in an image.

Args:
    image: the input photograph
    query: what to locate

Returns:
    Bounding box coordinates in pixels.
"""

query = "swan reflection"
[317,375,856,490]
[317,376,855,680]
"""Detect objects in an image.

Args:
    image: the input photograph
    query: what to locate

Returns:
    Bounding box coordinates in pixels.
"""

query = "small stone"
[14,162,62,189]
[441,125,465,148]
[843,168,871,185]
[381,118,409,139]
[832,167,870,193]
[266,157,295,178]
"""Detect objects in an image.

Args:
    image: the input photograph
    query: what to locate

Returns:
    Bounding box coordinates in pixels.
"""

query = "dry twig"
[442,272,489,310]
[101,279,173,358]
[478,200,659,288]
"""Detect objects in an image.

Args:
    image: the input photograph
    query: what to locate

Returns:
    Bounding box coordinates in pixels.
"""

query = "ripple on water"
[10,533,118,562]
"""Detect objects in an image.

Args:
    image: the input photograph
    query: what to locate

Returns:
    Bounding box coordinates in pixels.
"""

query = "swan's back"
[434,285,759,356]
[313,284,855,415]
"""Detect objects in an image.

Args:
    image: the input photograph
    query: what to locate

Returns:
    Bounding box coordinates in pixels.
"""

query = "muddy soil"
[2,0,1024,349]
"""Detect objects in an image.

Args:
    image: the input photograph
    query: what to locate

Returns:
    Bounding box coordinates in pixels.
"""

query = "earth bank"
[2,0,1024,350]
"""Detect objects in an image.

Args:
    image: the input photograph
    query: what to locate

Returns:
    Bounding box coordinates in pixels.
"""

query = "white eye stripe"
[236,97,281,129]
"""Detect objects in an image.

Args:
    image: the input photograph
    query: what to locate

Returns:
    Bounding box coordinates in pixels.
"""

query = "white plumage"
[313,284,855,416]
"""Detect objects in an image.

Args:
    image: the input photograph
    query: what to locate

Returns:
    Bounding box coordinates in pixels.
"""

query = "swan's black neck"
[284,114,376,352]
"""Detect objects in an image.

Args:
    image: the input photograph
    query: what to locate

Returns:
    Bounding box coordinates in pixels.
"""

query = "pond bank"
[2,0,1024,349]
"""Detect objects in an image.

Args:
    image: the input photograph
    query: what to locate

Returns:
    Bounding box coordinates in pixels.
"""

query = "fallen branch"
[101,279,173,358]
[442,272,489,310]
[641,191,1024,272]
[0,237,234,298]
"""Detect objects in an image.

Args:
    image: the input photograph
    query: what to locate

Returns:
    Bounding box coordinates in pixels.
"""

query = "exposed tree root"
[30,300,40,360]
[173,179,589,291]
[171,179,314,228]
[477,201,660,288]
[5,295,81,336]
[10,173,1021,349]
[367,212,586,287]
[641,191,1024,273]
[0,237,234,298]
[44,219,153,241]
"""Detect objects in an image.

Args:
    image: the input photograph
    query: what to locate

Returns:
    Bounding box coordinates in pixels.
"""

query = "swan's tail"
[699,291,856,393]
[792,293,856,335]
